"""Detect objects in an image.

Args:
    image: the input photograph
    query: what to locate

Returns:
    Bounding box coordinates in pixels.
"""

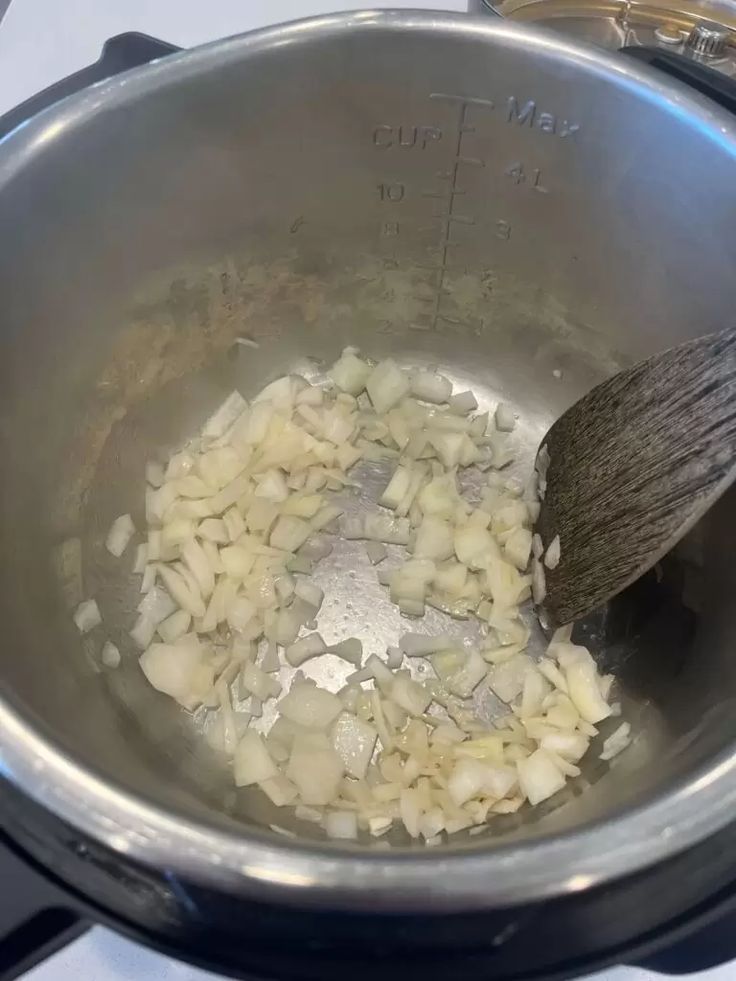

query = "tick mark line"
[430,92,495,108]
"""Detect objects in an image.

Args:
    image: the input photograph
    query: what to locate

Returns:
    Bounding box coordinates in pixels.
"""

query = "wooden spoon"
[534,328,736,627]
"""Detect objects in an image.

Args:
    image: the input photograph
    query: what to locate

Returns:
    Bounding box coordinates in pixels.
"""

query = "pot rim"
[2,9,736,912]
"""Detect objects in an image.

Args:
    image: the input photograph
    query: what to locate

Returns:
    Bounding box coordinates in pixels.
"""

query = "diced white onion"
[285,633,326,667]
[101,641,121,668]
[329,638,363,666]
[106,513,136,558]
[366,359,409,414]
[365,541,387,565]
[120,346,627,844]
[132,543,148,574]
[324,810,358,839]
[286,739,344,805]
[130,614,158,650]
[279,686,343,729]
[157,609,191,643]
[600,722,632,760]
[329,352,371,396]
[516,749,565,805]
[270,516,312,552]
[494,403,516,432]
[137,585,177,625]
[544,534,561,570]
[399,633,455,657]
[449,391,478,415]
[294,580,323,611]
[74,599,102,634]
[234,731,278,786]
[410,369,452,404]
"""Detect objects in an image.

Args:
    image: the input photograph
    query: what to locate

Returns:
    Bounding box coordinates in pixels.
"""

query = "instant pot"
[2,12,736,979]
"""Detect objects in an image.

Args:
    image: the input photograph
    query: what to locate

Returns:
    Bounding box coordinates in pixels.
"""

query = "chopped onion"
[130,614,158,650]
[138,585,177,625]
[600,722,631,760]
[139,640,212,709]
[279,685,343,729]
[270,515,312,552]
[390,676,432,716]
[504,527,532,571]
[255,469,289,504]
[449,390,478,415]
[366,359,409,414]
[447,648,487,698]
[531,558,547,605]
[329,351,371,395]
[563,657,612,725]
[101,641,121,668]
[331,712,378,779]
[140,564,156,594]
[324,809,358,839]
[516,749,566,805]
[106,513,135,558]
[241,662,281,701]
[329,638,363,666]
[146,460,165,487]
[122,345,628,843]
[286,738,344,805]
[414,516,454,562]
[73,598,101,634]
[454,525,496,570]
[399,633,455,657]
[285,633,326,667]
[365,541,387,565]
[219,546,254,581]
[294,580,323,611]
[495,403,516,432]
[410,369,452,404]
[487,654,533,704]
[259,774,298,806]
[157,563,205,618]
[157,609,191,643]
[234,731,279,786]
[380,466,412,510]
[132,543,148,574]
[544,534,561,570]
[202,391,247,441]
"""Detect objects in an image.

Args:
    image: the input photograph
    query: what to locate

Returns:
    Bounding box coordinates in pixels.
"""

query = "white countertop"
[0,1,732,978]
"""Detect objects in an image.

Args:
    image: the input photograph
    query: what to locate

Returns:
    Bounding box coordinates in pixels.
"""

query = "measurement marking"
[436,313,467,326]
[430,92,495,108]
[421,189,467,199]
[460,124,476,134]
[456,155,484,168]
[447,213,475,225]
[423,100,473,329]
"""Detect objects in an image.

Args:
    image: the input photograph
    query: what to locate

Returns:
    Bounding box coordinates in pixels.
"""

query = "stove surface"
[0,2,733,979]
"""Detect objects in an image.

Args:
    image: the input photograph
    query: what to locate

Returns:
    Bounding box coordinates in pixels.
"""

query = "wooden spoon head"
[536,329,736,627]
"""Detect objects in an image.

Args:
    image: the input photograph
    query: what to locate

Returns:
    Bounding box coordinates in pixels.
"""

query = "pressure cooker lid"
[474,0,736,74]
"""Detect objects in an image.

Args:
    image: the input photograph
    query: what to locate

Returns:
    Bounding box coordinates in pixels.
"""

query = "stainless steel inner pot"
[1,10,736,914]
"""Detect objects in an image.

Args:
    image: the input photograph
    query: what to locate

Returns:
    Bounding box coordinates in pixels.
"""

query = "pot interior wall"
[1,18,736,848]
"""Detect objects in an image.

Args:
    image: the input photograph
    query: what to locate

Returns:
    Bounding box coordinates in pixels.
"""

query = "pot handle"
[619,45,736,114]
[0,32,181,140]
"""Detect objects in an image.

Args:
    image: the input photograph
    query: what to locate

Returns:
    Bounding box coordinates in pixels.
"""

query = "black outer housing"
[4,776,736,981]
[3,29,736,981]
